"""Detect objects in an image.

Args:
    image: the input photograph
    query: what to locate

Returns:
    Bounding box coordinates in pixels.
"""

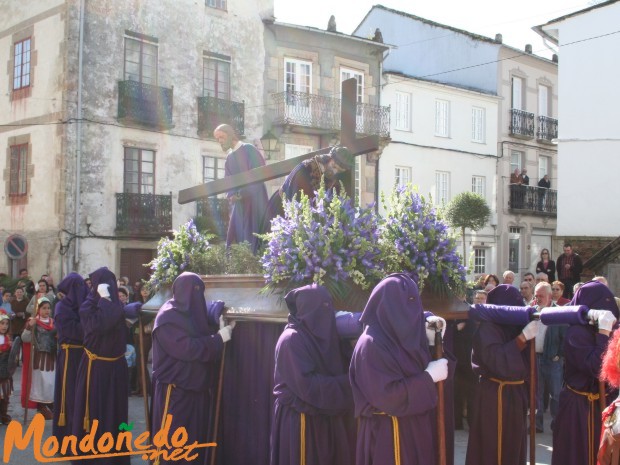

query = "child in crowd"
[22,297,57,419]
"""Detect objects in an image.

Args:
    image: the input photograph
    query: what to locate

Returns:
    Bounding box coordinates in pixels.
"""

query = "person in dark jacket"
[536,248,556,283]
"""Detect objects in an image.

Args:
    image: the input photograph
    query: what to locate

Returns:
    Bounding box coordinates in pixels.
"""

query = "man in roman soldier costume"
[0,312,14,423]
[21,296,57,419]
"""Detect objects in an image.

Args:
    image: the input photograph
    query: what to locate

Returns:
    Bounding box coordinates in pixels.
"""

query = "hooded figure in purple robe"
[465,284,531,465]
[552,281,620,465]
[53,272,87,442]
[151,272,229,465]
[270,284,354,465]
[350,273,452,465]
[71,267,129,465]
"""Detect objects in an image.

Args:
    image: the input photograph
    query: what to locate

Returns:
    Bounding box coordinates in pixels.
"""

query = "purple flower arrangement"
[262,183,467,297]
[380,185,468,295]
[261,182,384,293]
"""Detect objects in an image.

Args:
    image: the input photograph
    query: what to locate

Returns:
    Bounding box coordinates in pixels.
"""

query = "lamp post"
[260,130,279,160]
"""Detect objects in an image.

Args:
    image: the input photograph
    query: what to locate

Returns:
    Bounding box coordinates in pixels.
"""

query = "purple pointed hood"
[571,281,619,318]
[57,272,88,311]
[360,273,431,373]
[154,272,211,336]
[284,284,343,375]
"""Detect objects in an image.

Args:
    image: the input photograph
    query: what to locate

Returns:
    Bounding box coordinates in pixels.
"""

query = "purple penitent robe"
[53,272,87,442]
[224,142,268,252]
[151,272,224,465]
[552,281,620,465]
[270,284,355,465]
[465,285,530,465]
[350,273,455,465]
[71,267,129,465]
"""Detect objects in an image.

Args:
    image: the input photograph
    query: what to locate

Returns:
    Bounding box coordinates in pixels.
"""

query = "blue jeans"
[536,354,564,431]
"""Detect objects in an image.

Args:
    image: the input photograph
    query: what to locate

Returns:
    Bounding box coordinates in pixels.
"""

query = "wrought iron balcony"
[195,198,230,240]
[509,109,535,138]
[272,91,390,138]
[118,80,174,129]
[508,184,557,216]
[116,193,172,235]
[537,116,558,142]
[197,96,244,138]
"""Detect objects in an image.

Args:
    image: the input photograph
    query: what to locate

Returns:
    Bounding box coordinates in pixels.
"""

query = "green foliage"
[146,219,261,290]
[193,216,224,244]
[191,242,263,275]
[444,192,491,233]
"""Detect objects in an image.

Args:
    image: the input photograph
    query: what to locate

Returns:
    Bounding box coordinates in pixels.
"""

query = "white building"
[356,5,559,279]
[535,0,620,285]
[379,73,499,276]
[536,0,620,237]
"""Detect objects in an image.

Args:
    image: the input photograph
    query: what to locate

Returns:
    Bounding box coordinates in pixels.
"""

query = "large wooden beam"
[178,135,378,204]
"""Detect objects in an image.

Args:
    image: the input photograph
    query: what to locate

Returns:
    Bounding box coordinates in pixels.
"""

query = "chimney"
[525,44,532,54]
[552,54,558,63]
[495,33,503,43]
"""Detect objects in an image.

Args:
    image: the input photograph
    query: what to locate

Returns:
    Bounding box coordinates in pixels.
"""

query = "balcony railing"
[197,96,244,138]
[508,185,557,216]
[116,193,172,235]
[118,80,174,129]
[537,116,558,142]
[509,108,535,138]
[272,91,390,138]
[196,198,230,240]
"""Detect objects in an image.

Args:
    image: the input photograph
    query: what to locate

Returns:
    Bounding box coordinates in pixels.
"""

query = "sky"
[272,0,596,58]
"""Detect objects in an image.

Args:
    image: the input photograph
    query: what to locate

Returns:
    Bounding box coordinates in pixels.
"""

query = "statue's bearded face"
[214,130,233,152]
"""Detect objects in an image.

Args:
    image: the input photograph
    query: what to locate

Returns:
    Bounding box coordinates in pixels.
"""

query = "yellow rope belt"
[82,347,124,432]
[57,343,83,427]
[300,412,306,465]
[488,377,525,465]
[373,412,401,465]
[567,384,600,465]
[154,383,176,465]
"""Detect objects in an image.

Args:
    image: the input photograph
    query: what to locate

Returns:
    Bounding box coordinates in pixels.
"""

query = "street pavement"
[3,365,554,464]
[3,366,148,464]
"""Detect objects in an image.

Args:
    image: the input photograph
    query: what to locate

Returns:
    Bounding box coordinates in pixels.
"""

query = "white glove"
[521,320,539,341]
[588,309,617,332]
[218,315,236,342]
[97,283,110,299]
[425,358,448,383]
[425,316,446,346]
[218,324,235,343]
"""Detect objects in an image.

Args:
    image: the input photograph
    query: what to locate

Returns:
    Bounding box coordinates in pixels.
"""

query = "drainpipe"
[72,0,85,272]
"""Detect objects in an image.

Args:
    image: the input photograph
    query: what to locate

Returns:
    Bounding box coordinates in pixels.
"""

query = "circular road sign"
[4,234,28,260]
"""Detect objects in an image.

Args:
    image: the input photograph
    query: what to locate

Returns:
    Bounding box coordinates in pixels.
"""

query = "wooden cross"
[178,78,379,204]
